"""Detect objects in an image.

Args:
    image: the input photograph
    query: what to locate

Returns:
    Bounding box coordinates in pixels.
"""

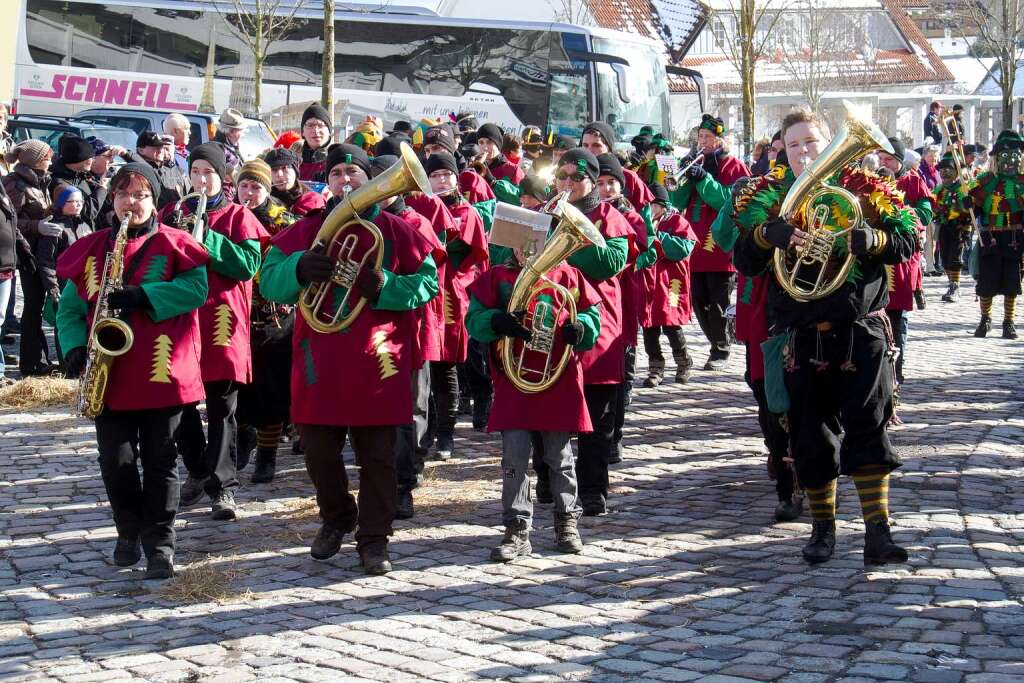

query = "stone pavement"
[1,277,1023,683]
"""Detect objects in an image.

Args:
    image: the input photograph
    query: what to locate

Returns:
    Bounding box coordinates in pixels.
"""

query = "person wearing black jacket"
[124,132,187,209]
[923,101,944,146]
[733,110,915,567]
[49,135,105,229]
[0,179,29,384]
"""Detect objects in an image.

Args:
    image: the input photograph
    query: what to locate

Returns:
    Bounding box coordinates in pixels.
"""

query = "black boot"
[236,424,257,471]
[802,519,836,564]
[472,395,492,431]
[673,353,693,383]
[914,289,927,310]
[396,489,415,520]
[774,492,804,522]
[113,535,141,567]
[250,447,277,483]
[1003,320,1018,339]
[975,315,992,338]
[863,519,908,566]
[643,360,665,388]
[360,543,392,575]
[941,283,959,303]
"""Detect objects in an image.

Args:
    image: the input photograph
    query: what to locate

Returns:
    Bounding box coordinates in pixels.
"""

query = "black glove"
[762,217,797,250]
[703,150,721,178]
[64,346,87,379]
[561,320,585,347]
[355,268,385,303]
[491,310,532,341]
[849,228,881,256]
[16,241,37,275]
[108,285,149,311]
[296,250,334,284]
[685,161,707,182]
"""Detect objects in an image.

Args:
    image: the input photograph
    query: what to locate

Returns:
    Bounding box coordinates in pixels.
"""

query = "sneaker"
[210,490,237,521]
[914,290,927,310]
[974,315,992,338]
[554,515,583,554]
[642,371,663,388]
[1003,320,1018,339]
[144,554,175,580]
[801,519,836,564]
[310,523,346,560]
[774,494,804,523]
[490,524,531,562]
[863,519,908,566]
[395,489,415,520]
[435,435,454,461]
[179,475,209,507]
[581,496,608,517]
[360,545,392,575]
[535,475,553,504]
[113,535,141,567]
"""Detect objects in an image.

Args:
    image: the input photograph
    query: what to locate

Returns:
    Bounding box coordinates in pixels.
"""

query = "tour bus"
[14,0,678,144]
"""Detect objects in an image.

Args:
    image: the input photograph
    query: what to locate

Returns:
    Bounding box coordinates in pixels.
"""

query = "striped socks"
[805,479,837,522]
[981,296,993,317]
[257,423,283,452]
[946,270,960,285]
[1004,296,1017,324]
[853,465,890,524]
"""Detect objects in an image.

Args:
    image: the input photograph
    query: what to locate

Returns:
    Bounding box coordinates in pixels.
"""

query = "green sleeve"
[141,265,209,323]
[56,281,89,354]
[492,180,521,206]
[447,239,471,270]
[259,246,304,305]
[913,198,934,227]
[473,199,497,232]
[374,255,439,312]
[567,235,629,281]
[204,232,261,281]
[695,174,731,212]
[489,244,515,266]
[466,294,500,344]
[668,182,694,213]
[711,207,740,253]
[660,234,695,261]
[575,303,601,351]
[634,244,659,269]
[640,203,655,237]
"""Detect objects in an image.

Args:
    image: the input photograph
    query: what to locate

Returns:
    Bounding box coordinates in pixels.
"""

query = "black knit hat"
[936,153,956,171]
[557,148,600,183]
[423,126,457,154]
[650,183,670,207]
[189,142,228,179]
[886,137,906,163]
[477,123,504,146]
[370,154,399,178]
[596,153,625,188]
[325,143,371,177]
[582,122,616,149]
[111,162,161,199]
[375,134,411,158]
[520,173,554,203]
[263,147,300,172]
[391,120,413,134]
[301,103,332,129]
[631,134,652,152]
[424,152,459,176]
[59,135,95,164]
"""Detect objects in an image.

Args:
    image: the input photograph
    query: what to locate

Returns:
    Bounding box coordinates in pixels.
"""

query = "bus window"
[591,39,671,143]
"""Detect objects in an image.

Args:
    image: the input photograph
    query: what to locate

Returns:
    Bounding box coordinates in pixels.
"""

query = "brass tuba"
[772,101,893,302]
[77,212,136,418]
[500,192,606,394]
[299,142,430,334]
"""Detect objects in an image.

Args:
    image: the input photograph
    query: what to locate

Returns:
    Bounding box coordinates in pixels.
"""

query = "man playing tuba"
[733,110,917,567]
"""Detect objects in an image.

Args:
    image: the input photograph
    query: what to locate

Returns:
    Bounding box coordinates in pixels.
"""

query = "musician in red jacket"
[477,123,525,185]
[56,163,210,580]
[669,115,751,370]
[264,148,327,217]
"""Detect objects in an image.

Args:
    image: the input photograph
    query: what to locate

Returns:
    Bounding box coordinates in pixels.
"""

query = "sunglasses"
[555,170,587,182]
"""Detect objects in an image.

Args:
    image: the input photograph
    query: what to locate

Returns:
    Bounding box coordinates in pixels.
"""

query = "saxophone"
[77,212,136,419]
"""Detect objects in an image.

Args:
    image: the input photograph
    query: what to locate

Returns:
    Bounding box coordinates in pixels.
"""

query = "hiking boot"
[774,493,804,522]
[703,356,727,371]
[941,283,959,303]
[472,395,492,431]
[360,545,392,575]
[674,355,693,383]
[490,523,531,562]
[179,475,208,507]
[581,496,608,517]
[914,290,927,310]
[974,315,992,338]
[1003,320,1018,339]
[535,475,553,504]
[643,360,665,388]
[236,425,257,472]
[210,490,237,521]
[250,448,276,484]
[555,515,583,554]
[395,489,415,520]
[113,535,141,567]
[802,519,836,564]
[863,519,908,566]
[310,523,346,560]
[144,554,175,580]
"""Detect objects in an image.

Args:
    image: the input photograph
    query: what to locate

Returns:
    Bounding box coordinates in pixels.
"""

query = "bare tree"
[772,0,873,114]
[548,0,593,24]
[322,0,334,114]
[960,0,1024,130]
[708,0,789,158]
[218,0,308,115]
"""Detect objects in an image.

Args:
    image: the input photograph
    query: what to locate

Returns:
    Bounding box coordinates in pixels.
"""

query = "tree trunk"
[740,0,755,159]
[322,0,334,113]
[253,14,263,115]
[1002,54,1016,131]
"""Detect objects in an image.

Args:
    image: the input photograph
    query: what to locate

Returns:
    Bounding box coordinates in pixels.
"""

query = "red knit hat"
[275,131,301,149]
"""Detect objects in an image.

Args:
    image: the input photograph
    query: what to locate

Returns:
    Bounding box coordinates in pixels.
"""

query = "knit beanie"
[189,142,228,179]
[582,122,616,149]
[596,153,625,188]
[59,135,95,164]
[237,159,272,191]
[263,147,300,172]
[370,154,399,178]
[375,134,411,158]
[423,126,457,154]
[477,123,504,146]
[111,162,161,199]
[556,148,600,183]
[424,152,459,176]
[301,103,332,129]
[55,186,83,214]
[325,143,371,177]
[5,139,51,167]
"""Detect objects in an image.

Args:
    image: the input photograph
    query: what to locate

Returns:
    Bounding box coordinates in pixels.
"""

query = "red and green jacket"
[641,212,697,328]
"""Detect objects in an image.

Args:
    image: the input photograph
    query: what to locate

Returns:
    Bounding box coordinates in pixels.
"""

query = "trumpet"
[172,191,208,243]
[665,153,705,191]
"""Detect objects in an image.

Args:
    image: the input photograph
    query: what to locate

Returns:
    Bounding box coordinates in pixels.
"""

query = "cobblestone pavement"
[2,278,1023,683]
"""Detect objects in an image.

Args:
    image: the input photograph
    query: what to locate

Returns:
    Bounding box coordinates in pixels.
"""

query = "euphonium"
[299,142,430,334]
[77,212,136,418]
[172,191,208,243]
[500,192,606,394]
[772,102,893,302]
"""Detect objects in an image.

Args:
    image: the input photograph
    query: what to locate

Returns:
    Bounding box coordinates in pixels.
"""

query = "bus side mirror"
[611,63,631,104]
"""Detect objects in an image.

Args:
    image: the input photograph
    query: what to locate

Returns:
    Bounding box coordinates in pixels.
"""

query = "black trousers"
[641,325,689,364]
[785,317,901,489]
[430,361,458,443]
[975,251,1024,298]
[612,346,635,448]
[96,406,183,560]
[18,268,49,373]
[577,383,619,503]
[464,339,493,401]
[178,380,240,495]
[937,224,967,272]
[745,347,794,502]
[690,271,734,359]
[299,423,396,552]
[397,364,430,493]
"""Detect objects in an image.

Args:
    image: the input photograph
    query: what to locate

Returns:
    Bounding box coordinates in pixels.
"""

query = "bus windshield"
[591,38,671,144]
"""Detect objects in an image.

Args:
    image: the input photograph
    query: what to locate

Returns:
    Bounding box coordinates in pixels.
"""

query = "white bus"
[14,0,676,143]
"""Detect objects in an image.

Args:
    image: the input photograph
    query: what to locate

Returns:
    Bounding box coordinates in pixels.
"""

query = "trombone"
[940,115,977,225]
